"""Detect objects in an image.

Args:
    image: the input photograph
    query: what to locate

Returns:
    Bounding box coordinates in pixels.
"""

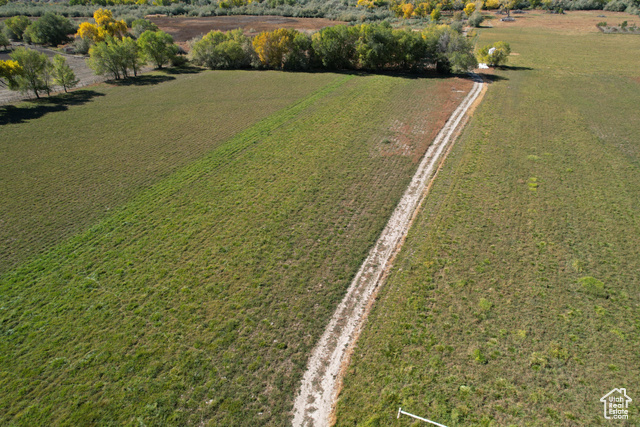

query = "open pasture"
[0,70,339,273]
[0,69,471,425]
[335,10,640,426]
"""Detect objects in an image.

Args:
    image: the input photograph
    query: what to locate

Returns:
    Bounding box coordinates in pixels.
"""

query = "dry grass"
[489,10,638,33]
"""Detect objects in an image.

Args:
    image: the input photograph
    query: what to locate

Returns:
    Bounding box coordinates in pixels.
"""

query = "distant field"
[149,15,345,50]
[0,69,471,425]
[335,11,640,426]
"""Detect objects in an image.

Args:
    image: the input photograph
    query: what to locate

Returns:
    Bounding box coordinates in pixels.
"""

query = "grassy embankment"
[335,13,640,426]
[0,69,471,425]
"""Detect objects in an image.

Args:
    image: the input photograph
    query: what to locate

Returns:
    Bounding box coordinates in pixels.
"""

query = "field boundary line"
[291,74,485,427]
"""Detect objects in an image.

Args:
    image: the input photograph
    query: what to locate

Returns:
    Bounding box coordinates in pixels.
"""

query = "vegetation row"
[0,0,639,22]
[1,9,511,99]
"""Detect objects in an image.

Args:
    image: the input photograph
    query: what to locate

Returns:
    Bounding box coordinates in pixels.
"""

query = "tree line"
[190,22,479,74]
[0,49,78,98]
[1,9,511,100]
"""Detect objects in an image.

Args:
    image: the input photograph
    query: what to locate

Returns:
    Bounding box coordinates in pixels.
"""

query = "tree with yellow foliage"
[0,60,23,87]
[414,2,433,17]
[77,9,127,43]
[464,2,476,15]
[77,22,102,42]
[252,28,297,69]
[401,2,415,17]
[430,6,442,21]
[483,0,500,9]
[356,0,376,8]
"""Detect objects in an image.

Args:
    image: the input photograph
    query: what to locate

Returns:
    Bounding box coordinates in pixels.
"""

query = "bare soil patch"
[149,15,344,50]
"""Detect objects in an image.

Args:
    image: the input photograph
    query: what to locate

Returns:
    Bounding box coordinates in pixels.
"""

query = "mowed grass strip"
[0,72,470,426]
[0,70,340,274]
[335,17,640,427]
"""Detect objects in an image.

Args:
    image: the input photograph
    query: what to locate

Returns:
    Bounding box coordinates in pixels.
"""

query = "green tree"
[4,15,31,41]
[51,55,79,92]
[137,30,177,69]
[0,31,10,50]
[430,6,442,22]
[477,41,511,67]
[283,32,312,71]
[392,28,431,71]
[23,13,76,46]
[468,11,485,27]
[121,36,145,76]
[356,22,396,70]
[8,47,50,98]
[131,19,159,38]
[423,25,477,73]
[88,36,125,80]
[189,30,253,70]
[311,25,359,70]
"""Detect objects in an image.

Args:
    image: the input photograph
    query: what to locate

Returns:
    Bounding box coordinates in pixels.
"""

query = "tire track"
[291,74,485,427]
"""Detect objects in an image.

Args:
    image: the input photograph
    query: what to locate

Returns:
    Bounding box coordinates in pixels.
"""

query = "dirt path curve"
[291,74,486,427]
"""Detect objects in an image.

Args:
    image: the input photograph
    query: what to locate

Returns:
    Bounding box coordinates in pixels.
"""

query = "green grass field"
[335,12,640,426]
[0,70,341,274]
[0,68,470,425]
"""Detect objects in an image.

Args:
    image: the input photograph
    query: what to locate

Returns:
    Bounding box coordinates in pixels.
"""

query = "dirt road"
[291,74,486,427]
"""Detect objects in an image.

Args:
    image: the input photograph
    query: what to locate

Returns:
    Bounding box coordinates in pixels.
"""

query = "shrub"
[0,31,9,50]
[283,32,313,70]
[423,25,478,73]
[469,11,485,27]
[189,29,254,69]
[4,15,31,41]
[477,41,511,67]
[73,36,92,55]
[578,276,608,298]
[430,6,442,21]
[603,0,631,11]
[23,13,76,46]
[131,18,159,38]
[450,20,464,33]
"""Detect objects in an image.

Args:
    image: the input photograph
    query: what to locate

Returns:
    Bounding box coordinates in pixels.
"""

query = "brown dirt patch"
[149,15,345,50]
[489,10,636,34]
